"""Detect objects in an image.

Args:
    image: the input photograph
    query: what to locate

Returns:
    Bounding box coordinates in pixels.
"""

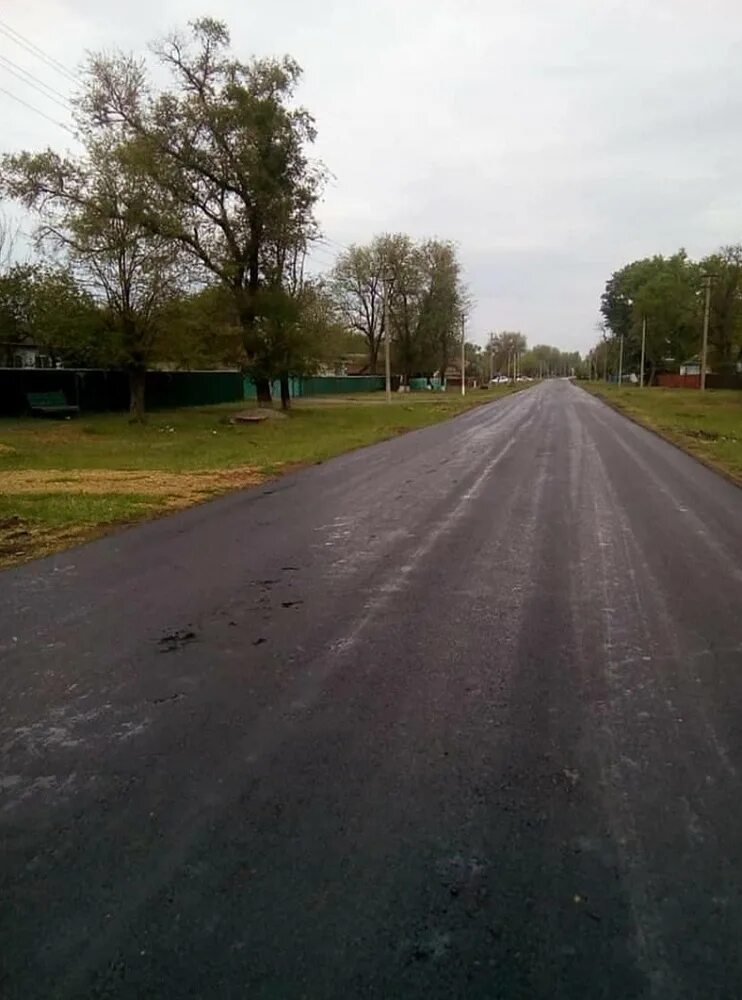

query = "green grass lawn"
[583,383,742,484]
[0,386,523,566]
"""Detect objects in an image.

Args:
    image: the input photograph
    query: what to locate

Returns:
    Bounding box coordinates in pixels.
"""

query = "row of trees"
[0,18,474,417]
[483,331,581,379]
[0,253,252,371]
[590,247,742,382]
[0,19,347,417]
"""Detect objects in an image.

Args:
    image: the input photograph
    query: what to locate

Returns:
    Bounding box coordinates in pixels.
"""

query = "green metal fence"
[408,377,443,391]
[0,368,244,416]
[242,375,385,399]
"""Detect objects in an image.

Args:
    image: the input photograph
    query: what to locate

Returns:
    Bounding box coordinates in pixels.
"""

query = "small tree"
[384,234,425,383]
[330,239,387,374]
[417,239,462,380]
[255,281,345,409]
[0,262,105,367]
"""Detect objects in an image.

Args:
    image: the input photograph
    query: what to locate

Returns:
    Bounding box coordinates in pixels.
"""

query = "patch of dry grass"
[1,466,264,498]
[0,466,265,567]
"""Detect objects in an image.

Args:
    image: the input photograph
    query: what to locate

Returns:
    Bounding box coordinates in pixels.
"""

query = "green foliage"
[592,249,741,379]
[331,234,464,378]
[158,285,244,370]
[0,136,184,417]
[482,335,581,378]
[486,331,527,373]
[0,17,476,405]
[83,19,324,388]
[0,262,105,365]
[463,342,487,380]
[330,238,387,373]
[698,245,742,370]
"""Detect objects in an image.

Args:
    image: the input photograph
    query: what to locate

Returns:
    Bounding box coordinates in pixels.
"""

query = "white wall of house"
[8,346,54,368]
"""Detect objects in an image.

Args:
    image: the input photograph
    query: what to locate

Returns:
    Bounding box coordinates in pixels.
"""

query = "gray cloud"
[3,0,742,350]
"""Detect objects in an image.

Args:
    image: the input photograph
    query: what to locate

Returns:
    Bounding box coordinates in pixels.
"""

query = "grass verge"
[582,383,742,485]
[0,385,524,566]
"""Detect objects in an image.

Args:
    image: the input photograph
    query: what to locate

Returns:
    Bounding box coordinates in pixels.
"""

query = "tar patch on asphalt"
[158,628,196,652]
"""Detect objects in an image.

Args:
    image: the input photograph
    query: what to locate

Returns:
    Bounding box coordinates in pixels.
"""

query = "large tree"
[83,17,324,404]
[1,139,182,417]
[601,252,701,382]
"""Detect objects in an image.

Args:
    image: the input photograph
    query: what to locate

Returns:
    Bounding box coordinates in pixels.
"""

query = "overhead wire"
[0,20,357,267]
[0,18,79,85]
[0,54,72,111]
[0,84,74,134]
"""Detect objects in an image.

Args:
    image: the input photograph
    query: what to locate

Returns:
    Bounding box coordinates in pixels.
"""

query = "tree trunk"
[280,373,291,410]
[254,376,272,406]
[128,367,146,423]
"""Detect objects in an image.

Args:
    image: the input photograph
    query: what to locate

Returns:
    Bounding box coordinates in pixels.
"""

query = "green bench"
[26,391,80,418]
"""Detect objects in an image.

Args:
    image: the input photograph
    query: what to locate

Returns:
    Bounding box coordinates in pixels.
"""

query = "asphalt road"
[2,380,742,999]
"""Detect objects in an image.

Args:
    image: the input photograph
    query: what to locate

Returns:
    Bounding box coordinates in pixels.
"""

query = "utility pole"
[383,270,393,403]
[640,316,646,388]
[460,314,466,396]
[700,273,714,391]
[618,333,624,387]
[489,336,494,382]
[602,342,608,382]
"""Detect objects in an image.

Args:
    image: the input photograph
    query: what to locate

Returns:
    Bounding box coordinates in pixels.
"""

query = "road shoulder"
[579,382,742,489]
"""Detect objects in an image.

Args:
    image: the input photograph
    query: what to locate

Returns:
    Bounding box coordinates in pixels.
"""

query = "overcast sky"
[3,0,742,351]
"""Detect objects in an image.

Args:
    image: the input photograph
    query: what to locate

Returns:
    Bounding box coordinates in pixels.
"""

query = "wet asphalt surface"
[2,379,742,999]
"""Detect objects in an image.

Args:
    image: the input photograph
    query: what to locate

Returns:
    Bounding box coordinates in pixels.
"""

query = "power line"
[0,19,79,86]
[0,55,71,111]
[0,52,71,103]
[0,85,74,134]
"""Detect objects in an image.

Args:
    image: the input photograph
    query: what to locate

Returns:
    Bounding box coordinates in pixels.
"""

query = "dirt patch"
[0,466,264,501]
[0,443,16,456]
